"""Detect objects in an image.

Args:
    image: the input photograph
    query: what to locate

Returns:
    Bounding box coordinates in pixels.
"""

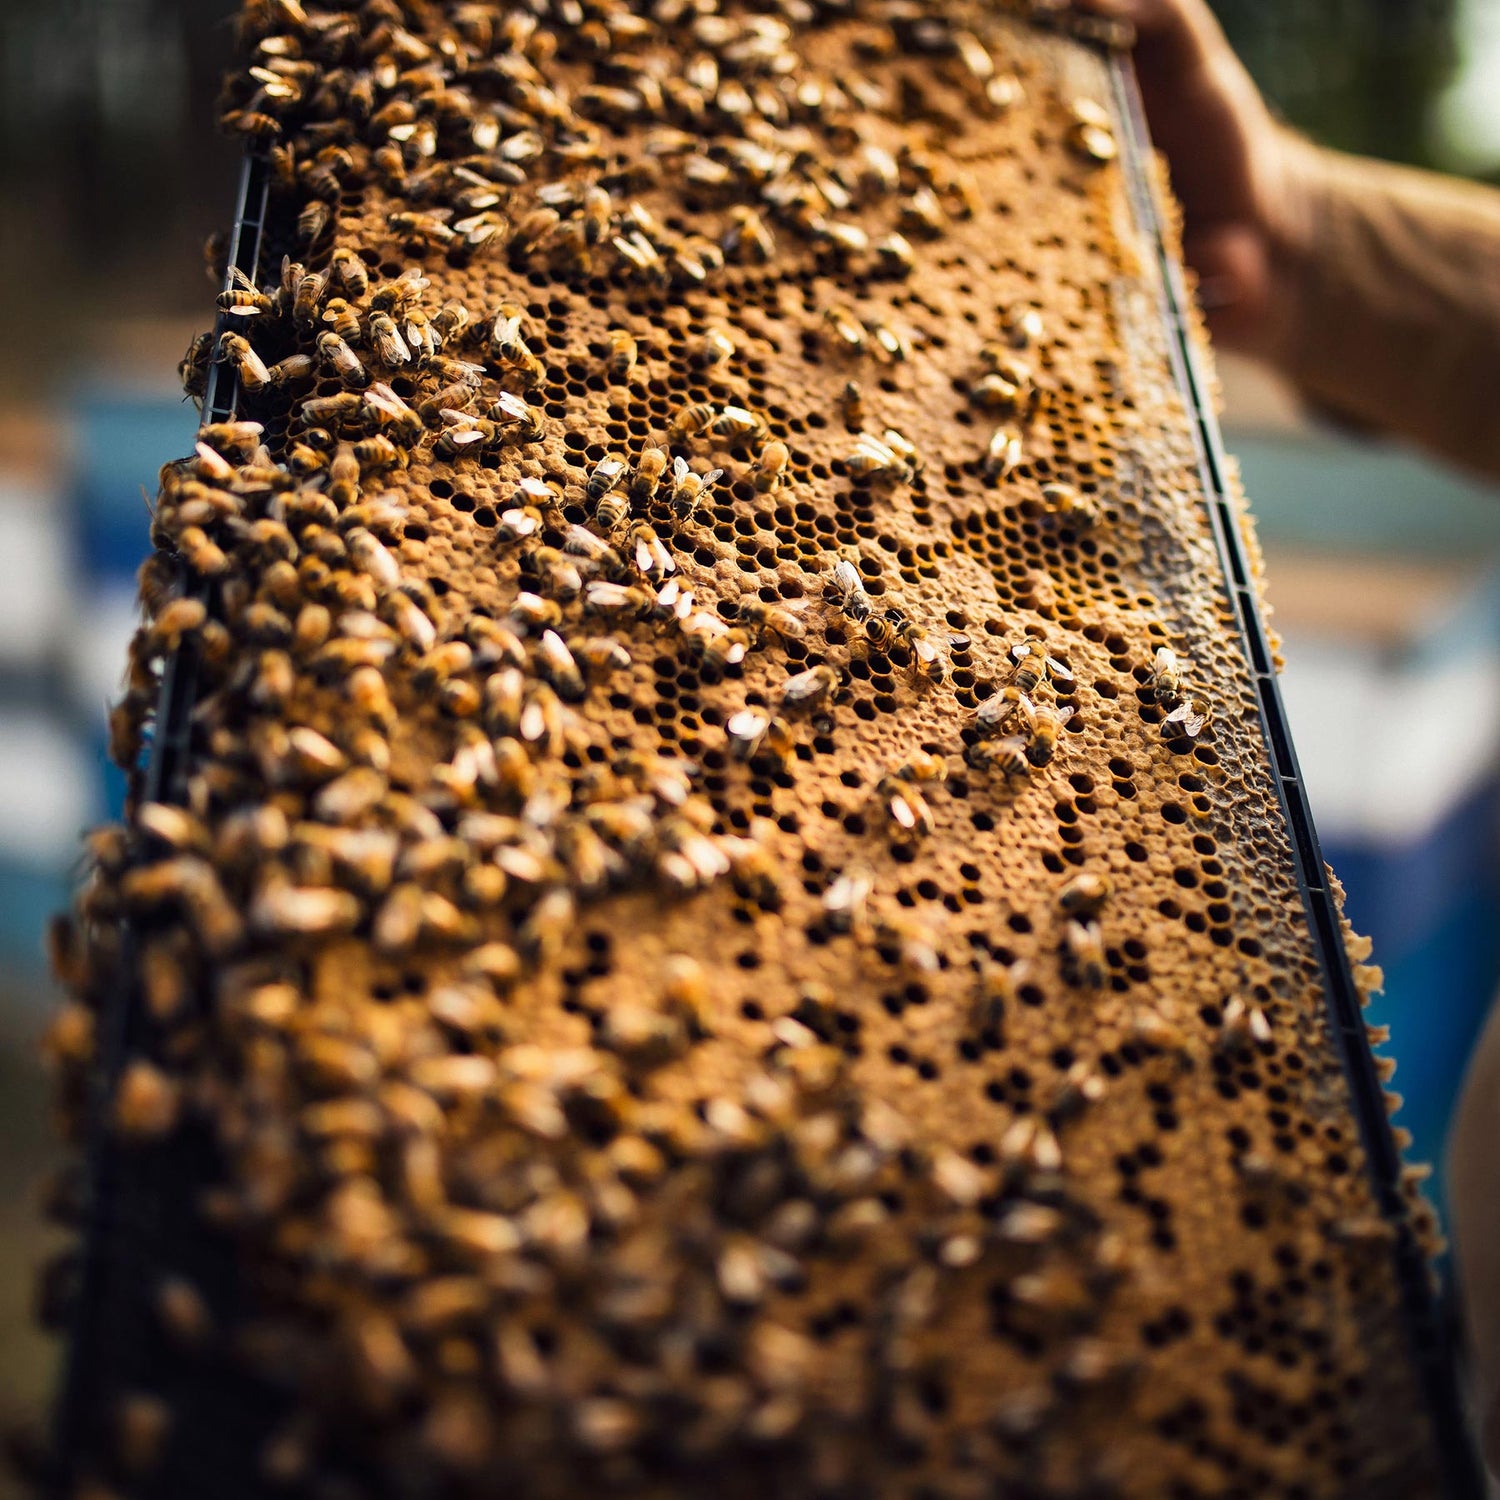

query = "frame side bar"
[1107,54,1484,1499]
[48,149,270,1491]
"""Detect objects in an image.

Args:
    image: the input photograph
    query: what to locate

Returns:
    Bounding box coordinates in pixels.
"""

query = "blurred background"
[2,0,1500,1486]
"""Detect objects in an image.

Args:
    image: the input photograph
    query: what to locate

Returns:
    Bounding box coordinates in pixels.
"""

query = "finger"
[1073,0,1233,81]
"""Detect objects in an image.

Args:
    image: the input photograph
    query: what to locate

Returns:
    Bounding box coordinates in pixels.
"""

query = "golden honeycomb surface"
[41,3,1448,1497]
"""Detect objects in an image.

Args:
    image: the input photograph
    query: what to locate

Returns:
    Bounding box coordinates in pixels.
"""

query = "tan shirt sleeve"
[1281,147,1500,482]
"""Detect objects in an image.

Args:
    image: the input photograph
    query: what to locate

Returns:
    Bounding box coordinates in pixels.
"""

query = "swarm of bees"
[41,0,1444,1496]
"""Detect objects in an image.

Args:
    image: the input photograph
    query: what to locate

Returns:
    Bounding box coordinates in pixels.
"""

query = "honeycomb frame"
[37,4,1480,1498]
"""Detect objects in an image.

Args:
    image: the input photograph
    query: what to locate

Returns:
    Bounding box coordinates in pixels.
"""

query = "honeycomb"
[38,2,1459,1497]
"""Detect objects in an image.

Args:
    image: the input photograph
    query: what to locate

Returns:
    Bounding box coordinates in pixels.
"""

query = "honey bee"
[566,525,625,575]
[1162,696,1212,740]
[579,183,613,245]
[895,750,948,784]
[629,446,668,503]
[113,1059,181,1140]
[739,600,806,642]
[577,637,631,676]
[178,331,214,405]
[971,371,1023,411]
[670,401,716,440]
[366,312,411,366]
[389,210,457,248]
[534,630,585,702]
[1024,700,1066,766]
[319,297,361,344]
[217,265,274,317]
[1219,996,1273,1050]
[1002,303,1045,349]
[712,404,763,440]
[431,300,471,343]
[726,707,771,760]
[847,432,913,486]
[605,328,638,378]
[899,185,946,238]
[976,685,1028,737]
[857,610,896,654]
[874,231,916,278]
[197,419,263,458]
[669,458,722,518]
[292,266,327,326]
[823,304,866,354]
[224,107,283,141]
[896,618,948,684]
[434,412,501,458]
[327,442,360,506]
[839,380,865,427]
[822,865,872,933]
[417,380,475,425]
[828,557,873,621]
[1057,872,1111,918]
[217,332,271,392]
[489,390,544,443]
[869,322,911,363]
[528,546,582,598]
[587,491,626,539]
[511,592,564,634]
[352,434,402,473]
[362,382,424,444]
[1009,641,1043,693]
[348,666,396,723]
[1064,919,1107,988]
[682,613,749,672]
[175,526,228,577]
[755,440,790,493]
[1071,119,1118,165]
[877,774,934,837]
[965,734,1031,779]
[329,246,369,299]
[298,391,364,432]
[970,957,1025,1034]
[1041,481,1099,530]
[1150,646,1183,706]
[627,522,675,580]
[779,663,836,712]
[583,580,652,619]
[493,317,545,386]
[588,452,628,503]
[267,353,315,387]
[876,915,941,975]
[369,269,429,315]
[723,205,775,262]
[316,331,369,389]
[983,425,1023,483]
[692,326,736,368]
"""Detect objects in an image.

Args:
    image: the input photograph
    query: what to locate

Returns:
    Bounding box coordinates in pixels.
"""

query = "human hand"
[1075,0,1317,364]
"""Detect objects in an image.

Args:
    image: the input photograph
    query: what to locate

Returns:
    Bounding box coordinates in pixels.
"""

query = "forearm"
[1271,138,1500,480]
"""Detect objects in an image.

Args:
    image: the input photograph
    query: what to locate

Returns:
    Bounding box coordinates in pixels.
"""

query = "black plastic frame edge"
[1107,51,1485,1500]
[48,149,271,1491]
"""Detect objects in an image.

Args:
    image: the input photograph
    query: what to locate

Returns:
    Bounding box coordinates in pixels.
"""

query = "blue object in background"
[1323,779,1500,1223]
[70,387,197,583]
[0,389,192,986]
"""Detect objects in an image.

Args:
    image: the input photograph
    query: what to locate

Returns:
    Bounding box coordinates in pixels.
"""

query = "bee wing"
[493,391,532,422]
[364,383,405,419]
